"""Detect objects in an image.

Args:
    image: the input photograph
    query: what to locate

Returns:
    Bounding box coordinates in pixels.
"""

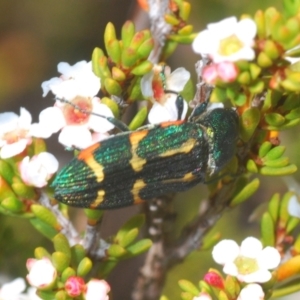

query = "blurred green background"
[2,0,299,300]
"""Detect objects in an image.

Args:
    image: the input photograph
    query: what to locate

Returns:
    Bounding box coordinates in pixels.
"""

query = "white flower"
[19,152,59,188]
[31,97,114,149]
[193,292,212,300]
[192,17,257,63]
[0,108,34,159]
[288,194,300,218]
[38,60,109,149]
[0,278,42,300]
[0,277,26,300]
[212,237,281,283]
[41,61,100,100]
[26,258,57,289]
[237,283,264,300]
[85,279,110,300]
[141,65,190,124]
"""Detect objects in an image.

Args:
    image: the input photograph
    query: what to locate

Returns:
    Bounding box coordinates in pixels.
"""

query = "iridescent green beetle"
[52,91,239,209]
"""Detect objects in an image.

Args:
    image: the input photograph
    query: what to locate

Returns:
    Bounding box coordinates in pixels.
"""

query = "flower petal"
[288,195,300,218]
[257,246,281,269]
[167,67,190,92]
[39,106,66,133]
[85,279,110,300]
[148,102,172,124]
[236,18,257,41]
[141,71,154,97]
[41,77,62,97]
[212,239,239,264]
[0,139,28,159]
[38,152,59,174]
[30,123,54,139]
[240,269,271,283]
[26,258,56,288]
[240,237,263,258]
[0,278,26,297]
[223,262,239,276]
[88,100,115,133]
[237,283,264,300]
[19,107,32,129]
[0,112,18,134]
[59,126,93,149]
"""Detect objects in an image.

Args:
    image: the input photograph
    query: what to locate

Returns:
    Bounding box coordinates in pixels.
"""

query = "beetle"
[51,87,239,209]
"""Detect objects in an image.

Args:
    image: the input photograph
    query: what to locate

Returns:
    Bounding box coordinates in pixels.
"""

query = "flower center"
[3,129,28,144]
[218,35,243,56]
[234,256,259,275]
[63,97,92,125]
[152,71,166,103]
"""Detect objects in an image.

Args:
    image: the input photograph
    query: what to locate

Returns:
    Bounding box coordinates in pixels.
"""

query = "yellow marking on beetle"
[159,138,197,158]
[206,128,214,138]
[90,190,105,208]
[83,156,105,183]
[131,179,146,203]
[129,131,148,172]
[161,172,196,184]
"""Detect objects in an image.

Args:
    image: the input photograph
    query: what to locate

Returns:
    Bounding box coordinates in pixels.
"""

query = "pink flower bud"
[204,271,224,289]
[65,276,86,297]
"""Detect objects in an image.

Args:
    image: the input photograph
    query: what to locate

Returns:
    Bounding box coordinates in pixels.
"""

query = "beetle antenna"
[54,98,130,132]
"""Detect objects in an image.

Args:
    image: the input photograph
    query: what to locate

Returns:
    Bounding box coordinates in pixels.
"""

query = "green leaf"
[128,107,148,130]
[258,141,272,158]
[268,193,280,223]
[178,280,199,296]
[34,247,51,260]
[52,233,71,258]
[52,251,70,273]
[61,267,76,283]
[265,113,285,126]
[263,157,289,168]
[263,146,286,160]
[239,107,261,142]
[107,244,127,259]
[126,239,152,256]
[71,244,86,267]
[0,160,14,184]
[121,21,135,48]
[279,191,296,228]
[30,218,58,240]
[286,217,300,233]
[131,60,153,76]
[92,47,105,78]
[119,228,139,248]
[77,257,93,277]
[261,212,275,247]
[259,164,297,176]
[230,178,260,206]
[115,214,145,242]
[31,205,61,230]
[1,196,24,213]
[104,22,117,52]
[246,159,258,173]
[98,260,118,278]
[104,78,122,96]
[37,291,57,300]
